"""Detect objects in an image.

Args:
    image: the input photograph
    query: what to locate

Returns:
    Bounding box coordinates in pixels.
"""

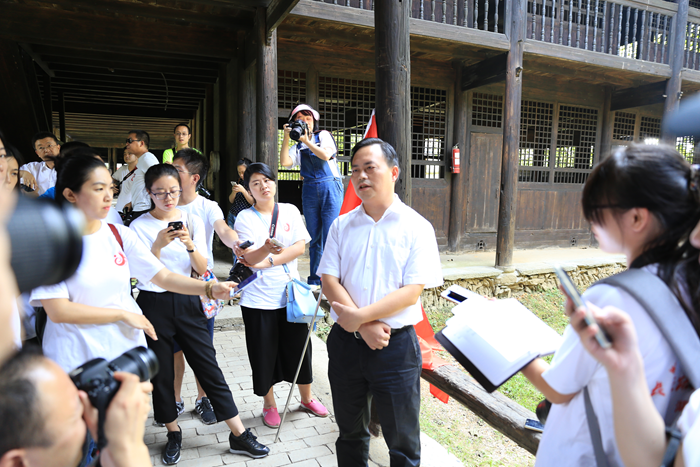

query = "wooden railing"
[527,0,676,64]
[684,17,700,69]
[312,0,505,33]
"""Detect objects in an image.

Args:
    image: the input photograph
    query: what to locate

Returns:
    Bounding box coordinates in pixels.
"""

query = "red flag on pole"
[339,110,377,215]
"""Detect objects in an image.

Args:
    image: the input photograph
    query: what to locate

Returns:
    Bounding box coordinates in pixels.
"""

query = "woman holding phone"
[130,164,269,464]
[519,145,699,466]
[235,162,329,428]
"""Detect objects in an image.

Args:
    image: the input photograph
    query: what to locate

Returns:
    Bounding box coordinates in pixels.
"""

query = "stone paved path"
[144,329,339,467]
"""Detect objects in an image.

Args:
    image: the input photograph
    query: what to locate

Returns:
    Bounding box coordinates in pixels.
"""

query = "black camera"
[8,196,84,293]
[70,347,159,449]
[289,120,310,142]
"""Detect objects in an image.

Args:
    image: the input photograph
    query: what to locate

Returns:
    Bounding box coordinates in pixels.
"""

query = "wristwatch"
[268,256,274,267]
[186,246,195,253]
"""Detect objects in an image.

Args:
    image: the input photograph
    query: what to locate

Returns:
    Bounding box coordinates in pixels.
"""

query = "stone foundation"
[421,259,626,309]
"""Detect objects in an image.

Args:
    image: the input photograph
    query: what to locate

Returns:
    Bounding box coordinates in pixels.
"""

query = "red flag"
[339,110,377,215]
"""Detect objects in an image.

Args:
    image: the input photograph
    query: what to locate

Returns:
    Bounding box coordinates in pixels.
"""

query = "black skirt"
[240,306,313,397]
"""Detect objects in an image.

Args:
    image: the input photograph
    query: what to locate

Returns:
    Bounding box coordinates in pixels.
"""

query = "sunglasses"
[125,138,142,144]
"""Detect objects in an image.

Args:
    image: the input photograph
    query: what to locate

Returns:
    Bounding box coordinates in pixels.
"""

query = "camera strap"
[108,224,124,251]
[251,203,279,239]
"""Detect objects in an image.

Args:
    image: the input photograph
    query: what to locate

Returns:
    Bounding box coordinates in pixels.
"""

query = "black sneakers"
[229,429,270,458]
[162,428,182,465]
[194,397,217,425]
[176,399,185,416]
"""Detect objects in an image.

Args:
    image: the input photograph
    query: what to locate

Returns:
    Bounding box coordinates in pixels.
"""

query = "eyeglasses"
[174,167,195,175]
[174,132,189,137]
[150,190,182,200]
[125,138,141,145]
[36,144,58,152]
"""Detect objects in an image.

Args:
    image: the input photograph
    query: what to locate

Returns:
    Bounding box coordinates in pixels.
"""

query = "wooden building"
[2,0,700,266]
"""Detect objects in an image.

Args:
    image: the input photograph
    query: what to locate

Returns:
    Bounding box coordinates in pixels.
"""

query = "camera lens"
[109,347,159,382]
[8,196,85,293]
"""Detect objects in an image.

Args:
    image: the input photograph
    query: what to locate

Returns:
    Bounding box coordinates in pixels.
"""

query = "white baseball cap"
[289,104,320,122]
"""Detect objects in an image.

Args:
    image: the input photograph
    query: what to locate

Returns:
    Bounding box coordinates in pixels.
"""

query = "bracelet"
[204,281,215,300]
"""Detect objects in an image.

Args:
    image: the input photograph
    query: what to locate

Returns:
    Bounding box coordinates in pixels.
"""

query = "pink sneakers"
[262,407,281,428]
[301,399,329,418]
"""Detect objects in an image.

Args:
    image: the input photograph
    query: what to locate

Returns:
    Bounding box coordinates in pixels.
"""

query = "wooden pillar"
[255,7,278,174]
[239,34,256,163]
[43,74,52,131]
[58,90,66,143]
[495,0,526,270]
[374,0,412,204]
[448,62,468,251]
[306,65,319,111]
[205,84,214,157]
[600,87,614,159]
[662,0,689,143]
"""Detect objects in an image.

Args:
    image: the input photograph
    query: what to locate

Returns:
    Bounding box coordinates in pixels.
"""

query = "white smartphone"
[524,418,544,433]
[230,270,262,297]
[231,181,238,187]
[553,265,612,349]
[269,238,285,248]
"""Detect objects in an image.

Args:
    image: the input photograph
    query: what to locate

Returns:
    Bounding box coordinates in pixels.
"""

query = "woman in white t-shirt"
[130,164,268,463]
[519,145,700,467]
[235,162,329,429]
[29,154,235,372]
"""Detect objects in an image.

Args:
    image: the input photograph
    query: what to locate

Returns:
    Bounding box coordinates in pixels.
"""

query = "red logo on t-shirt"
[284,223,291,232]
[114,252,126,266]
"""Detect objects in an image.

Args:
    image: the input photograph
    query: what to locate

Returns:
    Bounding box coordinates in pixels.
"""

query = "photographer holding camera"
[279,104,342,287]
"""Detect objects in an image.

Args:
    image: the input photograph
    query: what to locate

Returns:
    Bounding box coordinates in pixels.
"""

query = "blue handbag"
[283,264,321,325]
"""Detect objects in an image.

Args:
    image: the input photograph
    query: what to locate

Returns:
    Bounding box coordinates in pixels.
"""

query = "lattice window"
[554,105,598,184]
[613,112,636,141]
[518,100,554,183]
[677,136,698,163]
[277,70,307,181]
[692,0,700,9]
[639,116,661,143]
[411,87,447,179]
[318,77,376,176]
[472,93,503,128]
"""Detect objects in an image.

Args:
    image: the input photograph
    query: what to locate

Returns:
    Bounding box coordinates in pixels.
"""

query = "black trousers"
[137,290,238,424]
[327,324,422,467]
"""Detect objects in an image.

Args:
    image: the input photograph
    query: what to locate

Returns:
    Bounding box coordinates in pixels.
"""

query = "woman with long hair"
[279,104,342,286]
[235,162,329,428]
[130,164,268,464]
[520,145,699,466]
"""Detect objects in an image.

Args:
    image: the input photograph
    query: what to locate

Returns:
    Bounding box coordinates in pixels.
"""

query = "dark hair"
[5,143,24,167]
[173,148,208,180]
[128,130,150,149]
[174,123,191,134]
[0,346,52,457]
[238,157,253,168]
[582,144,700,335]
[350,138,400,173]
[60,141,90,158]
[291,109,320,134]
[243,162,276,190]
[144,164,181,211]
[31,131,59,149]
[54,150,107,204]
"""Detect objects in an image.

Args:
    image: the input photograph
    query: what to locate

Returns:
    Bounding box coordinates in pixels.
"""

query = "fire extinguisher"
[452,144,460,174]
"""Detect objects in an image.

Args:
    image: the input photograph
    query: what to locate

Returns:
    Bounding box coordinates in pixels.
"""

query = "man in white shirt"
[19,132,60,195]
[123,130,159,221]
[318,138,443,467]
[171,149,240,423]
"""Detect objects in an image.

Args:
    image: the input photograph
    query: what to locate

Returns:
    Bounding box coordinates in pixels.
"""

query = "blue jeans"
[327,324,422,467]
[301,177,343,285]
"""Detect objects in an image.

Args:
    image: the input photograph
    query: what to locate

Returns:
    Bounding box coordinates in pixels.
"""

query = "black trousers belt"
[353,324,412,340]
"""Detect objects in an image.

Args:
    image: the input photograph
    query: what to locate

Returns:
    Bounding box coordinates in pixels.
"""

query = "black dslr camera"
[70,347,159,450]
[289,120,310,142]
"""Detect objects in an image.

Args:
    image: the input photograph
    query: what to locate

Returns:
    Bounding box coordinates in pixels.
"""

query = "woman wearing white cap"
[279,104,342,286]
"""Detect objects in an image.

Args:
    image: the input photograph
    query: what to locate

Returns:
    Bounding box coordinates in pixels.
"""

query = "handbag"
[185,213,224,319]
[251,204,321,325]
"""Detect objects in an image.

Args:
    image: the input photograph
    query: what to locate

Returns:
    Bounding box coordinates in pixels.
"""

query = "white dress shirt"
[317,195,443,328]
[20,161,56,195]
[128,152,159,211]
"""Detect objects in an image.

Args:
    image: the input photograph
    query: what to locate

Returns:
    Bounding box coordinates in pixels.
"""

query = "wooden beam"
[611,81,668,111]
[663,0,690,142]
[255,8,279,172]
[448,62,468,251]
[36,48,222,71]
[495,0,526,270]
[52,72,211,90]
[461,53,508,91]
[18,43,55,78]
[58,90,66,142]
[0,1,238,59]
[375,0,412,204]
[422,365,540,455]
[47,64,219,83]
[266,0,301,44]
[60,102,195,120]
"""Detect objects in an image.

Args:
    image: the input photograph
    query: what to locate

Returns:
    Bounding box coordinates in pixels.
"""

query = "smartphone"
[269,238,285,248]
[524,418,544,433]
[440,284,485,304]
[231,181,238,187]
[553,265,612,349]
[239,240,253,250]
[230,270,262,297]
[168,221,183,231]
